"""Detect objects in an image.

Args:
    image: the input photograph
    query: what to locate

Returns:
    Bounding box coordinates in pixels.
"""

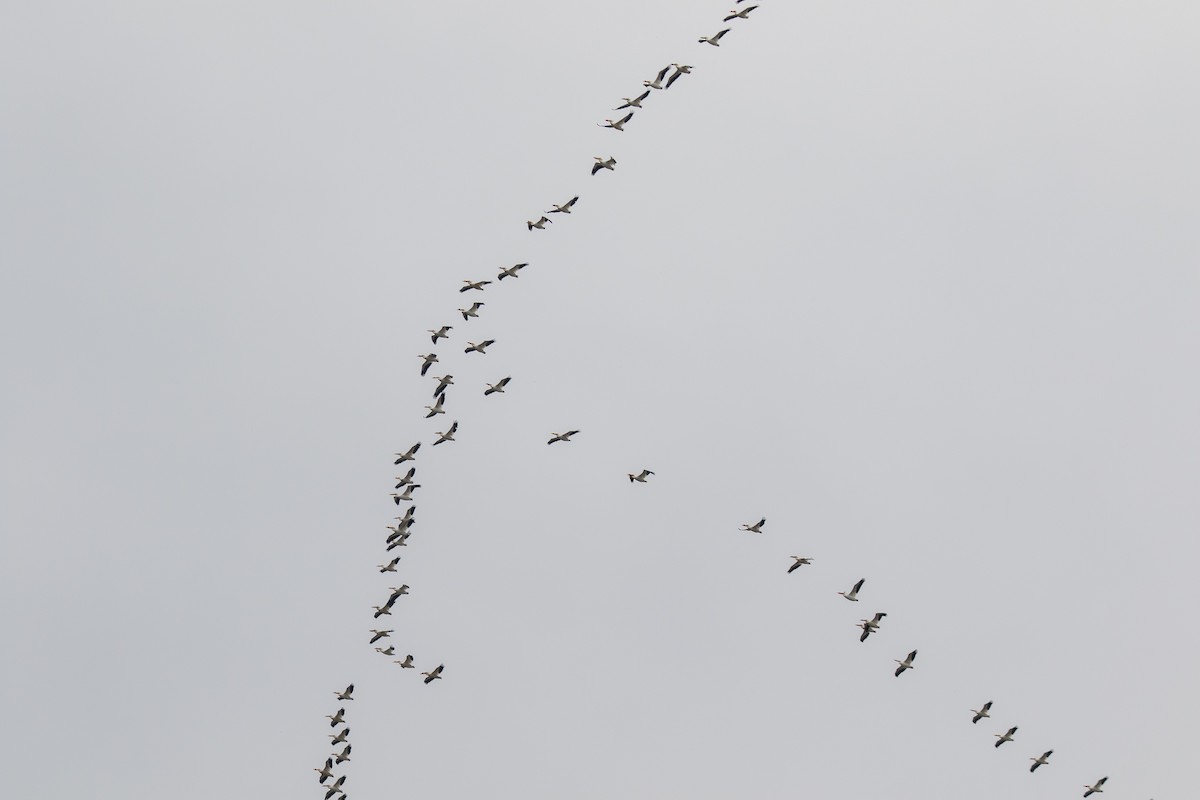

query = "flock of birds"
[310,3,1145,798]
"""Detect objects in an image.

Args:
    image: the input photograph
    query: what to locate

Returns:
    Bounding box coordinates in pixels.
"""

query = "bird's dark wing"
[853,578,865,593]
[655,65,670,81]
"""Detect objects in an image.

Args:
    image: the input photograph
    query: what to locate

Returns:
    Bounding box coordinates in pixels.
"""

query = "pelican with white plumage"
[428,325,452,344]
[498,262,526,280]
[422,664,445,684]
[460,279,491,292]
[423,393,446,418]
[314,758,334,784]
[433,420,458,445]
[699,28,731,46]
[787,556,813,573]
[333,744,351,764]
[527,216,552,231]
[547,430,580,445]
[724,5,759,21]
[369,629,393,644]
[329,727,350,745]
[393,442,420,465]
[858,612,887,642]
[628,469,654,483]
[418,353,437,376]
[665,64,692,89]
[591,156,617,175]
[395,654,415,669]
[324,776,347,799]
[326,708,345,727]
[838,578,865,601]
[484,377,511,396]
[893,650,917,676]
[547,196,579,214]
[643,64,671,90]
[970,700,993,724]
[1083,777,1108,797]
[431,374,453,396]
[334,684,354,701]
[739,517,766,533]
[465,339,495,355]
[599,112,633,131]
[994,726,1018,748]
[616,90,650,109]
[459,302,484,320]
[1029,750,1053,772]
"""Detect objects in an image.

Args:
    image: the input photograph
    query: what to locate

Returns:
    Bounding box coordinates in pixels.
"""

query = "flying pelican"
[428,325,452,344]
[460,279,491,292]
[724,5,759,21]
[464,339,496,355]
[334,684,354,701]
[547,196,579,214]
[599,112,634,131]
[591,156,617,175]
[372,605,392,619]
[970,701,993,723]
[615,90,650,109]
[994,726,1018,748]
[324,775,347,800]
[459,302,484,320]
[329,727,350,744]
[394,467,417,488]
[527,216,553,231]
[547,430,580,445]
[386,533,409,550]
[375,645,395,655]
[893,650,918,676]
[699,29,731,46]
[368,629,392,644]
[392,484,419,502]
[787,556,814,573]
[423,394,446,418]
[333,744,351,764]
[326,708,345,727]
[393,442,420,465]
[498,262,527,280]
[388,585,410,602]
[395,654,415,668]
[858,612,887,642]
[314,758,334,783]
[422,664,445,684]
[484,377,511,396]
[432,374,454,396]
[628,469,655,483]
[739,517,766,533]
[395,506,415,525]
[433,421,458,445]
[418,353,437,376]
[665,64,692,89]
[1083,777,1108,797]
[1029,750,1053,772]
[643,64,671,89]
[838,578,865,601]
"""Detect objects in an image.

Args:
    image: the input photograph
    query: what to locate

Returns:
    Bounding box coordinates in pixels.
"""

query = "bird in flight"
[484,377,511,396]
[498,262,527,280]
[547,196,580,214]
[838,578,865,601]
[527,215,553,231]
[858,612,887,642]
[893,650,917,676]
[368,629,393,644]
[787,556,813,573]
[460,279,491,292]
[333,744,351,764]
[313,758,334,784]
[665,64,692,89]
[423,393,446,418]
[428,325,452,344]
[329,727,350,745]
[326,708,345,727]
[628,469,655,483]
[423,664,445,684]
[643,64,671,90]
[395,654,415,669]
[459,302,484,320]
[394,467,417,488]
[615,90,650,109]
[1029,750,1053,772]
[599,112,634,131]
[547,430,580,445]
[464,339,496,355]
[994,726,1018,748]
[699,29,731,46]
[433,421,458,445]
[334,684,354,701]
[431,374,453,396]
[375,645,395,656]
[418,353,437,376]
[1083,777,1108,797]
[393,442,420,465]
[970,701,993,724]
[323,776,347,800]
[739,517,766,533]
[724,5,759,21]
[592,156,617,175]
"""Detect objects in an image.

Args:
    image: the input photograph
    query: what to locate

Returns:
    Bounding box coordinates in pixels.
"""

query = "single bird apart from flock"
[599,112,633,131]
[699,29,731,46]
[740,517,766,533]
[616,90,650,109]
[484,377,511,396]
[393,442,420,465]
[527,216,552,231]
[787,556,813,573]
[643,64,671,89]
[548,196,579,214]
[628,469,654,483]
[592,156,617,175]
[970,701,993,724]
[893,650,917,676]
[428,325,452,344]
[1083,777,1108,797]
[547,430,580,445]
[838,578,865,601]
[465,339,496,355]
[724,5,758,21]
[423,664,445,684]
[498,262,526,280]
[994,726,1018,748]
[665,64,692,88]
[418,353,437,376]
[433,421,458,445]
[858,612,887,642]
[460,279,491,292]
[459,302,484,320]
[334,684,354,701]
[1029,750,1053,772]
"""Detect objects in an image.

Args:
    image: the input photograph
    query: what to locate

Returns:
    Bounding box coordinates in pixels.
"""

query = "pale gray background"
[2,1,1197,798]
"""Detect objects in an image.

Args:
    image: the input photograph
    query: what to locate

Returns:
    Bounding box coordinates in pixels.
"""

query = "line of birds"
[313,685,355,799]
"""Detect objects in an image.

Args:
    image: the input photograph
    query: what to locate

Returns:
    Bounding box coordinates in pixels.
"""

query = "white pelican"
[375,645,395,655]
[418,353,437,376]
[386,533,409,550]
[324,776,347,799]
[314,757,334,783]
[372,605,392,619]
[527,215,553,231]
[459,302,484,320]
[428,325,452,344]
[422,664,445,684]
[616,90,650,109]
[395,506,415,525]
[333,744,351,764]
[329,727,350,744]
[838,578,865,601]
[326,708,345,727]
[433,421,458,445]
[392,484,419,502]
[994,726,1018,748]
[893,650,917,676]
[368,629,392,644]
[460,279,491,292]
[643,64,671,89]
[665,64,692,89]
[547,430,580,445]
[599,112,634,131]
[498,262,527,280]
[970,701,993,723]
[724,5,758,21]
[432,374,453,396]
[395,654,415,668]
[1083,777,1108,797]
[334,684,354,701]
[423,394,446,418]
[388,585,409,602]
[548,196,579,214]
[858,612,887,642]
[393,442,420,465]
[394,467,416,488]
[484,377,511,396]
[787,556,813,573]
[464,339,495,355]
[699,29,731,46]
[1029,750,1053,772]
[628,469,655,483]
[739,517,766,533]
[591,156,617,175]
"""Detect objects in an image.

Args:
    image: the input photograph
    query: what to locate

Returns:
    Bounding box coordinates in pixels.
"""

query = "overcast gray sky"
[2,1,1198,798]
